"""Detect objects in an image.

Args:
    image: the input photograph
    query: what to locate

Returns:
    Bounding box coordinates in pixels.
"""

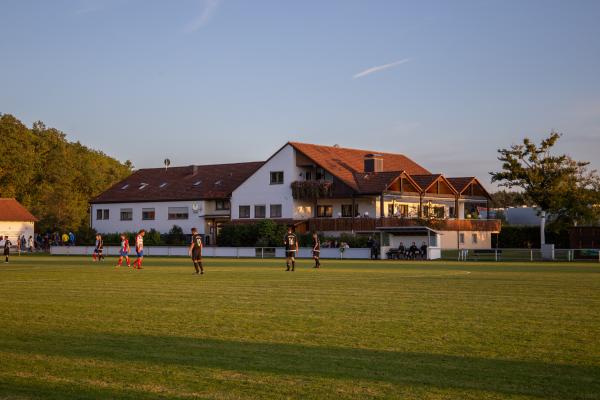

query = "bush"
[493,225,570,248]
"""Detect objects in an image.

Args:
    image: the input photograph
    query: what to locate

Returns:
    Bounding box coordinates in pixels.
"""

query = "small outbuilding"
[0,198,38,241]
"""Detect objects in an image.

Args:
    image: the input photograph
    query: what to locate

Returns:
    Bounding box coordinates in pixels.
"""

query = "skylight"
[215,180,222,186]
[193,180,202,186]
[139,183,149,190]
[121,184,129,190]
[159,182,167,188]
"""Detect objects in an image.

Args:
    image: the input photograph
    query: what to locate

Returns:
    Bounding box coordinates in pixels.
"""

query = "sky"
[1,0,599,190]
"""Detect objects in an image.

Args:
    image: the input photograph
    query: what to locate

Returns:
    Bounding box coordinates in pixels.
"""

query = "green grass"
[1,256,599,399]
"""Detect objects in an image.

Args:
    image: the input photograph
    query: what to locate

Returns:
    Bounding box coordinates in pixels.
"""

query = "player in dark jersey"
[92,234,104,262]
[312,232,321,268]
[3,236,11,263]
[284,226,298,271]
[188,227,204,275]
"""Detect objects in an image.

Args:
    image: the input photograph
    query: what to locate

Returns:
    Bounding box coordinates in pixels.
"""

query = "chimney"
[364,154,383,173]
[191,165,199,176]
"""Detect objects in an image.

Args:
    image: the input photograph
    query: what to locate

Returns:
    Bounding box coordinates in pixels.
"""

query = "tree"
[0,114,132,232]
[490,132,600,244]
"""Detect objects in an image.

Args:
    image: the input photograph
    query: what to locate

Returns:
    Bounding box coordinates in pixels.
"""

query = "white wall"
[439,230,493,249]
[0,221,35,242]
[91,200,208,234]
[231,144,302,219]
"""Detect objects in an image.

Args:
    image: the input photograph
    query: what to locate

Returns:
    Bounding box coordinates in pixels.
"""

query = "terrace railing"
[308,217,501,232]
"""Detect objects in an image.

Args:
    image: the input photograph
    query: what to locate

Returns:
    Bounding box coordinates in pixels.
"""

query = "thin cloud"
[184,0,222,33]
[353,58,412,79]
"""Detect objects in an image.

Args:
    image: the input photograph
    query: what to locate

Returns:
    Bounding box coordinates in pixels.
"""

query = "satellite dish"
[164,159,171,170]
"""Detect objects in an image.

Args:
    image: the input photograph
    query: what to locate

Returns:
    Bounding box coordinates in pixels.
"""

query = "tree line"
[0,114,132,233]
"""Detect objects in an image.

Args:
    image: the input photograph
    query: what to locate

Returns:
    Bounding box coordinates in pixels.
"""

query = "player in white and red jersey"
[115,234,130,268]
[133,229,145,269]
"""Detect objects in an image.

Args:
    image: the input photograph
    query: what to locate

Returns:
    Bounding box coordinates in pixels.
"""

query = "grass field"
[0,256,599,399]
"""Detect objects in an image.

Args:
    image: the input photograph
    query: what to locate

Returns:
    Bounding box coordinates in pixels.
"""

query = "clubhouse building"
[90,142,500,249]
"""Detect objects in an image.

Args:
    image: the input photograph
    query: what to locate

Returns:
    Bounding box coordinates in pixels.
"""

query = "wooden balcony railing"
[308,217,501,232]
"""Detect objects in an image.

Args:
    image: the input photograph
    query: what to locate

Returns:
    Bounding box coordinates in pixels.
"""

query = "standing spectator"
[28,236,34,252]
[420,241,428,260]
[21,235,27,252]
[62,232,69,246]
[69,231,75,246]
[367,236,375,260]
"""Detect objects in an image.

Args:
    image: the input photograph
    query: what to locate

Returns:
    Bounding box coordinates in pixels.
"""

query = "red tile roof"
[0,198,38,222]
[288,142,430,191]
[90,162,264,204]
[352,171,405,194]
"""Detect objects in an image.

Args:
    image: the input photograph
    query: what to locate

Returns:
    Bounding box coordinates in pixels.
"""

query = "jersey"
[135,235,143,251]
[313,237,320,252]
[191,233,203,249]
[121,239,129,252]
[3,239,11,251]
[284,233,297,251]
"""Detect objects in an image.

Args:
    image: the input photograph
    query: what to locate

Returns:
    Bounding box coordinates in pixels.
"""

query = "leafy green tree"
[491,132,600,244]
[0,114,132,232]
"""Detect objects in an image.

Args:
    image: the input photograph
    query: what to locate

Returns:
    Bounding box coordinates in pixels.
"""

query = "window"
[342,204,358,218]
[270,204,282,218]
[305,171,312,180]
[434,207,445,218]
[96,209,110,220]
[316,168,333,181]
[472,233,478,244]
[270,171,284,185]
[193,180,202,186]
[168,207,189,220]
[142,208,155,220]
[317,205,333,217]
[255,205,266,219]
[449,206,455,218]
[121,184,129,190]
[215,200,230,210]
[159,182,167,188]
[139,183,149,190]
[239,205,251,218]
[459,233,465,244]
[120,208,133,221]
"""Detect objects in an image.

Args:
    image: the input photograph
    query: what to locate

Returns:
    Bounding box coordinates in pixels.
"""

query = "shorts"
[136,250,144,257]
[3,248,9,256]
[313,250,320,257]
[119,250,128,257]
[191,249,202,261]
[286,250,296,258]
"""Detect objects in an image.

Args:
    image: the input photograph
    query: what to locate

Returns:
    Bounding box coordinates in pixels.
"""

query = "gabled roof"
[446,177,475,193]
[0,198,38,222]
[410,174,442,191]
[447,177,491,199]
[91,162,264,204]
[288,142,430,191]
[352,171,405,194]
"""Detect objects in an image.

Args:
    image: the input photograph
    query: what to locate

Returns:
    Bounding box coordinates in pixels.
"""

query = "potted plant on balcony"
[291,180,333,200]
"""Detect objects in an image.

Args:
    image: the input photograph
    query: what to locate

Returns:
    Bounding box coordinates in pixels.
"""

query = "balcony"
[308,217,501,232]
[291,180,333,200]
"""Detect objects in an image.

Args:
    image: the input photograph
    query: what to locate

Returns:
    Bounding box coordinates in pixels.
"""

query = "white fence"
[50,246,372,259]
[443,248,600,262]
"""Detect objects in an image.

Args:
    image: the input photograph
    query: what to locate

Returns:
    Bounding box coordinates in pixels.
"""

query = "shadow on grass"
[2,332,599,399]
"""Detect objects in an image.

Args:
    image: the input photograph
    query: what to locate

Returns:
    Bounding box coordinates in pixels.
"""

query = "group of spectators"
[13,235,35,253]
[387,241,428,260]
[321,240,350,249]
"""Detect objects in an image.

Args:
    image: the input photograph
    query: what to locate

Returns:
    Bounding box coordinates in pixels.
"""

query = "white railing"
[50,246,372,259]
[445,248,600,262]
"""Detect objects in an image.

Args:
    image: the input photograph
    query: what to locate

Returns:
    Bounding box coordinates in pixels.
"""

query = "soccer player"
[3,236,11,263]
[92,234,104,262]
[133,229,145,269]
[188,228,204,275]
[115,234,130,268]
[284,226,298,271]
[312,232,321,268]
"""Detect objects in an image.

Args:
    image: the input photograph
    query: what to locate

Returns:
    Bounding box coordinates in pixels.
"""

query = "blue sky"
[1,0,599,188]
